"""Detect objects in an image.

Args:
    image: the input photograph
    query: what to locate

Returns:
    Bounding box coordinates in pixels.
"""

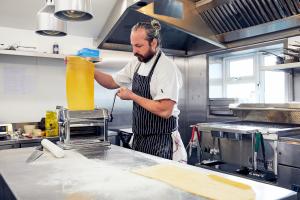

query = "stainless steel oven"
[278,135,300,191]
[196,103,300,190]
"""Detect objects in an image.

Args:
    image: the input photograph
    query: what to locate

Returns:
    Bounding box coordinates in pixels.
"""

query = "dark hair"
[131,19,161,47]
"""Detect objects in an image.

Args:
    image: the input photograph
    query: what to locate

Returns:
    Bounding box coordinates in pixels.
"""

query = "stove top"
[197,121,300,136]
[225,121,300,129]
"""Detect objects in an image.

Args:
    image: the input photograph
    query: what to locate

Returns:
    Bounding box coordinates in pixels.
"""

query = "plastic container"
[33,129,42,137]
[45,111,58,137]
[24,125,36,136]
[77,48,100,58]
[66,56,95,110]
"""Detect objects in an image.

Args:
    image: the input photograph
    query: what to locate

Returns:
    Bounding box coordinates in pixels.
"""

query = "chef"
[94,20,186,162]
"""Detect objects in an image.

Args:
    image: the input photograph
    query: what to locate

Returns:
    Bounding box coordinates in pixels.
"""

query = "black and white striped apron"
[131,51,178,159]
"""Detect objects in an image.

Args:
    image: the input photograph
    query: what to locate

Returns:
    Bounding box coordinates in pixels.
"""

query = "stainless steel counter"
[0,131,118,150]
[196,121,300,175]
[0,145,296,200]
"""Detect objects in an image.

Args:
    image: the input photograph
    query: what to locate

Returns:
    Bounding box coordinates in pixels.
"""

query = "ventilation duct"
[98,0,225,56]
[153,0,184,19]
[97,0,300,55]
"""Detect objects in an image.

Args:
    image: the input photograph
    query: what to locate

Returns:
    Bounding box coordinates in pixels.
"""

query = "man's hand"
[117,87,135,100]
[117,87,175,119]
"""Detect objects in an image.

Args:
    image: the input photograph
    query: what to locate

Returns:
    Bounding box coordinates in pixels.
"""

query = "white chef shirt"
[113,51,182,117]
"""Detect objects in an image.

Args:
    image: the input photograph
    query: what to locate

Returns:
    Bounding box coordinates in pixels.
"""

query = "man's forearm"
[131,93,174,119]
[94,70,119,89]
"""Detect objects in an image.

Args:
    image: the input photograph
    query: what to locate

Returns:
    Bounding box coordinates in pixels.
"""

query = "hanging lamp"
[36,0,67,36]
[54,0,93,21]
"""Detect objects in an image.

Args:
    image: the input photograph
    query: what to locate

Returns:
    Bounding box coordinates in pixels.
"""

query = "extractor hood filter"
[54,0,93,21]
[36,0,67,36]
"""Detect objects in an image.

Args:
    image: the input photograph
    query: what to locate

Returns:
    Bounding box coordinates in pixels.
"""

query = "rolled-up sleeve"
[112,61,135,87]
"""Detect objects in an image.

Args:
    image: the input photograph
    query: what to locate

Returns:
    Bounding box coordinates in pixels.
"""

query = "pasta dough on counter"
[133,164,255,200]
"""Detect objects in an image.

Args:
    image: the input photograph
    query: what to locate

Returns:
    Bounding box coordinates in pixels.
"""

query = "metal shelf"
[0,49,65,59]
[261,62,300,71]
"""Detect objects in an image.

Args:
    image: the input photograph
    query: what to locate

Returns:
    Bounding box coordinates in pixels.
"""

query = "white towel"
[171,131,187,163]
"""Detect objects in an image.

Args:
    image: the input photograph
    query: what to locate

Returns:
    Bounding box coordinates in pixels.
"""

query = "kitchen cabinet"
[0,137,59,150]
[0,144,14,150]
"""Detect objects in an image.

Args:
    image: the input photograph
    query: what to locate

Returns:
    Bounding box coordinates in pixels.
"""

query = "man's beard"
[134,50,155,63]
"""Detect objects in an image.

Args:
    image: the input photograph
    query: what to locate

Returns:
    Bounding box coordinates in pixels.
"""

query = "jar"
[45,111,58,137]
[53,43,59,54]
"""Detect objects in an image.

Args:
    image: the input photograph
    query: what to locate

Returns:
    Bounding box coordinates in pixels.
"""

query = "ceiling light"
[36,0,67,36]
[54,0,93,21]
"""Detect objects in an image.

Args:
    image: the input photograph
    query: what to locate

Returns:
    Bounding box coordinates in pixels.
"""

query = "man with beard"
[94,20,186,162]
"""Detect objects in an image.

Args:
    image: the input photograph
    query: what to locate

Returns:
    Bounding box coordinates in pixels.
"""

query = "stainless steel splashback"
[230,103,300,124]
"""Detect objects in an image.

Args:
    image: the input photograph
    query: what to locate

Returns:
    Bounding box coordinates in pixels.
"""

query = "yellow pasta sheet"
[133,164,255,200]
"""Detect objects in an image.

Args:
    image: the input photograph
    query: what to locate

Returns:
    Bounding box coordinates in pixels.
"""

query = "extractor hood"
[98,0,300,56]
[196,0,300,43]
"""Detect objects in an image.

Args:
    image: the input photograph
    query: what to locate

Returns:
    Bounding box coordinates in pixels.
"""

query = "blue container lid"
[77,48,100,58]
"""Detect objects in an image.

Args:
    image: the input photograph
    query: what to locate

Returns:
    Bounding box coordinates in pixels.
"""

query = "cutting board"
[133,164,255,200]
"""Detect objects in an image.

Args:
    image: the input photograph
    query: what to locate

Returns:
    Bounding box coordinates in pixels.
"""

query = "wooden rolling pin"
[41,139,64,158]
